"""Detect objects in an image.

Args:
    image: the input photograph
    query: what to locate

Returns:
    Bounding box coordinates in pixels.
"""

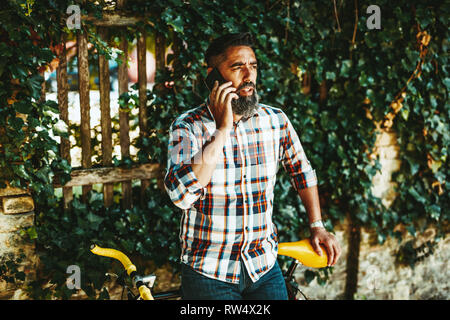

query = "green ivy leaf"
[167,16,184,34]
[304,270,316,284]
[27,226,38,240]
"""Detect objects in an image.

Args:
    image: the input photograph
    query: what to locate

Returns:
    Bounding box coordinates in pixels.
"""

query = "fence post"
[56,34,73,208]
[116,0,132,210]
[118,33,132,210]
[154,30,166,192]
[76,28,92,201]
[98,27,114,207]
[137,29,149,205]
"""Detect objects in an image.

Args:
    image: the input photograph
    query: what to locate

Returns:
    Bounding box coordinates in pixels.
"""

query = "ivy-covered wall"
[0,0,448,299]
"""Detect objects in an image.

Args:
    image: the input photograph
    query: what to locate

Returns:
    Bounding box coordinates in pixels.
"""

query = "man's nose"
[242,66,253,81]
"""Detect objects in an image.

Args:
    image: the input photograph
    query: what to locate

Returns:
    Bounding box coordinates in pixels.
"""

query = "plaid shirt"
[164,102,317,284]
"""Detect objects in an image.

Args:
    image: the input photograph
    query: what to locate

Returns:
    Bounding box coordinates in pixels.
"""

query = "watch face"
[310,221,324,228]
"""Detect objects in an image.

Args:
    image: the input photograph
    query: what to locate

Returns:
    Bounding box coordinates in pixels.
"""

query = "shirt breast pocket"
[250,150,278,178]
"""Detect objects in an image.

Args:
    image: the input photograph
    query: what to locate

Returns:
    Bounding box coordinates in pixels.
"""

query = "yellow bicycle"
[90,239,327,300]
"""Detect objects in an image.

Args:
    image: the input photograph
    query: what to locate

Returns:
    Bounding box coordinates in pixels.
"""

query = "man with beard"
[164,33,341,300]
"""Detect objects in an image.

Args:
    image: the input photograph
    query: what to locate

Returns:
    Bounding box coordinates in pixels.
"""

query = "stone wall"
[371,129,400,207]
[294,129,448,300]
[0,185,37,299]
[294,225,449,300]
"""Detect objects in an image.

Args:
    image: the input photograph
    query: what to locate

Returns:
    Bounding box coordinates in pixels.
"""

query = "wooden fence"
[55,3,165,209]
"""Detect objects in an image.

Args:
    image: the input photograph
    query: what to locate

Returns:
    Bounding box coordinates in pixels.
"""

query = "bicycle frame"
[90,239,327,300]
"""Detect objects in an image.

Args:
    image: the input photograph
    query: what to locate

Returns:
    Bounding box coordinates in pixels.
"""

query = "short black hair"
[205,33,254,68]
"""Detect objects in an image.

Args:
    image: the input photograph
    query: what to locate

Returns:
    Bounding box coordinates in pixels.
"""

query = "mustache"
[237,82,256,91]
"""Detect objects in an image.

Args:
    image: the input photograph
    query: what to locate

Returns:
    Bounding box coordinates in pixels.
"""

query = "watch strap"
[310,220,324,229]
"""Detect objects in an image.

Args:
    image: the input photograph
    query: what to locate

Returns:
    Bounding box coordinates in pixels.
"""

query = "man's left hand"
[310,227,341,267]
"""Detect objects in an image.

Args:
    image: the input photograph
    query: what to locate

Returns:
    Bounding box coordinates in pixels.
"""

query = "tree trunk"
[344,215,361,300]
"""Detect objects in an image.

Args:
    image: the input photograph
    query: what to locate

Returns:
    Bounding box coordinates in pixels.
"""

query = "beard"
[231,82,259,119]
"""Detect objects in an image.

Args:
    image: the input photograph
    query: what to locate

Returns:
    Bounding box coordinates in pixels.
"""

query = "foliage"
[30,183,179,299]
[304,267,333,286]
[0,252,26,287]
[395,239,439,269]
[0,0,448,299]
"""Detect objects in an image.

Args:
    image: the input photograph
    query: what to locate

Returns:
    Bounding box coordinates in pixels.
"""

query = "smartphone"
[204,68,227,91]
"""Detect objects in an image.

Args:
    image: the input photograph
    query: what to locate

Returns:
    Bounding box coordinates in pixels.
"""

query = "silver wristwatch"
[310,220,324,229]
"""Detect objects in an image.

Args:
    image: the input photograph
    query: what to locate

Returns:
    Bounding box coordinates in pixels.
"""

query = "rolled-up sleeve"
[164,121,205,210]
[280,113,318,191]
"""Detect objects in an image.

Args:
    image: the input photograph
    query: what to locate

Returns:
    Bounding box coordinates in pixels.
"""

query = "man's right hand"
[209,81,238,132]
[191,81,238,187]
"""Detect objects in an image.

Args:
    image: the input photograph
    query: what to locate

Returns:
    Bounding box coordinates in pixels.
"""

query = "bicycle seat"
[278,239,328,268]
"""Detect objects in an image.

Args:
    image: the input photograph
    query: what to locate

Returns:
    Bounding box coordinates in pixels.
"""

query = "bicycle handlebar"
[138,286,154,300]
[90,244,154,300]
[90,244,137,276]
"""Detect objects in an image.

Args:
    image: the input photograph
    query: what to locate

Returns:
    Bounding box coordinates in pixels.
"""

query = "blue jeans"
[181,260,288,300]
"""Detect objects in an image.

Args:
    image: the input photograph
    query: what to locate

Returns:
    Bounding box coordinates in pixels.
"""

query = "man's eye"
[231,65,257,71]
